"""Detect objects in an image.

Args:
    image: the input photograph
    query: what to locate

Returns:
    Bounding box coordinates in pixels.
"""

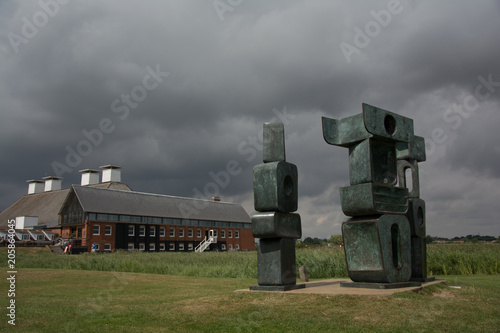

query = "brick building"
[0,166,254,252]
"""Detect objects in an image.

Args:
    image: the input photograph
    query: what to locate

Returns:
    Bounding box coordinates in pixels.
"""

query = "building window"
[128,226,135,236]
[104,244,111,251]
[93,225,100,235]
[188,243,193,251]
[221,244,226,251]
[213,230,218,237]
[179,229,184,237]
[150,226,156,237]
[105,225,112,236]
[235,230,239,238]
[197,229,202,238]
[139,243,145,251]
[188,229,193,238]
[221,230,226,238]
[229,244,233,250]
[170,228,175,237]
[179,243,185,251]
[128,243,134,250]
[235,244,240,250]
[139,226,146,237]
[169,243,175,251]
[159,243,165,251]
[160,228,165,237]
[94,244,100,251]
[228,230,232,238]
[120,215,131,222]
[149,243,155,251]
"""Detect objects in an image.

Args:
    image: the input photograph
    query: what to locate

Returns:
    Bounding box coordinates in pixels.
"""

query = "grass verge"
[0,269,499,332]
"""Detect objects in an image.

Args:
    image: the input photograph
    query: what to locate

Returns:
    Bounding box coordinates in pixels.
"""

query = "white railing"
[195,236,217,252]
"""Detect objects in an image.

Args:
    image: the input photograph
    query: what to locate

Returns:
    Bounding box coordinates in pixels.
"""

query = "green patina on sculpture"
[322,103,433,286]
[250,122,304,291]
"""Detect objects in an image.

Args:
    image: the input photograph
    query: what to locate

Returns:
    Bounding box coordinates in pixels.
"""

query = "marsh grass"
[1,243,498,279]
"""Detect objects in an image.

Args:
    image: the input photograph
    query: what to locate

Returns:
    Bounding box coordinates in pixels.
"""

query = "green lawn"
[1,245,499,332]
[0,269,499,332]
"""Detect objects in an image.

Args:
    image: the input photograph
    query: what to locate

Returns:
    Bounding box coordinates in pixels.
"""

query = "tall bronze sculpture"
[250,122,304,291]
[322,103,433,287]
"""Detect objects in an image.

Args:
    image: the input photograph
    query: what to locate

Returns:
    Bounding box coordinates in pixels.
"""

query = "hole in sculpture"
[391,223,401,269]
[384,114,397,136]
[404,167,413,193]
[283,175,293,196]
[417,206,424,226]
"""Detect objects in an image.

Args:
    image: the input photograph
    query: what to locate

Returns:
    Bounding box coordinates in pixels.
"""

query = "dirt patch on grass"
[432,290,455,298]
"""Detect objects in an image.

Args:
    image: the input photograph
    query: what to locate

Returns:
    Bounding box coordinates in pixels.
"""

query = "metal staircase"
[195,230,217,252]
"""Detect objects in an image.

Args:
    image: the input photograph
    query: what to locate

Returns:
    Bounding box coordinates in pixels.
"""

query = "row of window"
[128,227,239,239]
[92,225,240,239]
[92,243,241,252]
[127,243,240,251]
[92,225,112,236]
[87,213,251,229]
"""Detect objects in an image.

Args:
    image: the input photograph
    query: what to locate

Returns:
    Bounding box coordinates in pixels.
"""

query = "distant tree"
[295,240,307,249]
[425,235,434,244]
[329,235,344,246]
[303,237,314,245]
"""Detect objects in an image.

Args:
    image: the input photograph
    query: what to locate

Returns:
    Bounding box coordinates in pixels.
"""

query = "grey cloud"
[1,0,499,238]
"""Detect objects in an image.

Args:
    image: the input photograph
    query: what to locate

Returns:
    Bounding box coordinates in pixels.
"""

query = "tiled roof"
[72,185,250,223]
[0,182,131,228]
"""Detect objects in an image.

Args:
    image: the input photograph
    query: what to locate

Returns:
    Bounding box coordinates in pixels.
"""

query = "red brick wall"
[80,221,255,252]
[86,221,115,252]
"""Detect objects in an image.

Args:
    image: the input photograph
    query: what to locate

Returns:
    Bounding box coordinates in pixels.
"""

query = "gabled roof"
[70,185,251,223]
[0,182,132,229]
[0,189,69,228]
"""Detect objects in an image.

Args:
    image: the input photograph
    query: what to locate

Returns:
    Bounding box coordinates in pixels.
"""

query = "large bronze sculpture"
[250,123,304,291]
[322,103,433,287]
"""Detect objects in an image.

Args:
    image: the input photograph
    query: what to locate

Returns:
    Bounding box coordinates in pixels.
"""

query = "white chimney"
[43,176,62,191]
[100,165,122,182]
[27,180,44,194]
[79,169,100,185]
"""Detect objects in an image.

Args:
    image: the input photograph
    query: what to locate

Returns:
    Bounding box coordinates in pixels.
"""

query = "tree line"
[299,234,499,246]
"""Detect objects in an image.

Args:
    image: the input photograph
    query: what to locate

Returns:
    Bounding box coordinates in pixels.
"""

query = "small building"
[0,166,255,252]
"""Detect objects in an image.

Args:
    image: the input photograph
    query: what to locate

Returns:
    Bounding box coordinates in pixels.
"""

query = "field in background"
[1,243,499,278]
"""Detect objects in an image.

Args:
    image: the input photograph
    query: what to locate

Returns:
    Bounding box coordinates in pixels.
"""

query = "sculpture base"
[340,281,421,289]
[250,284,306,292]
[411,276,435,283]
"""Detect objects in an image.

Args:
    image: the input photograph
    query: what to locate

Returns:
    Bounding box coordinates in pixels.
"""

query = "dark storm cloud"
[1,0,499,238]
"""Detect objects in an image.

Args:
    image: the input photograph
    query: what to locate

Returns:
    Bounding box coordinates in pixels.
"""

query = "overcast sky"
[1,0,499,238]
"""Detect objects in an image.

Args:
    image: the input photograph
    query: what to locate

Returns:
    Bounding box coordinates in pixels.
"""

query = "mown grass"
[0,269,499,333]
[1,243,498,279]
